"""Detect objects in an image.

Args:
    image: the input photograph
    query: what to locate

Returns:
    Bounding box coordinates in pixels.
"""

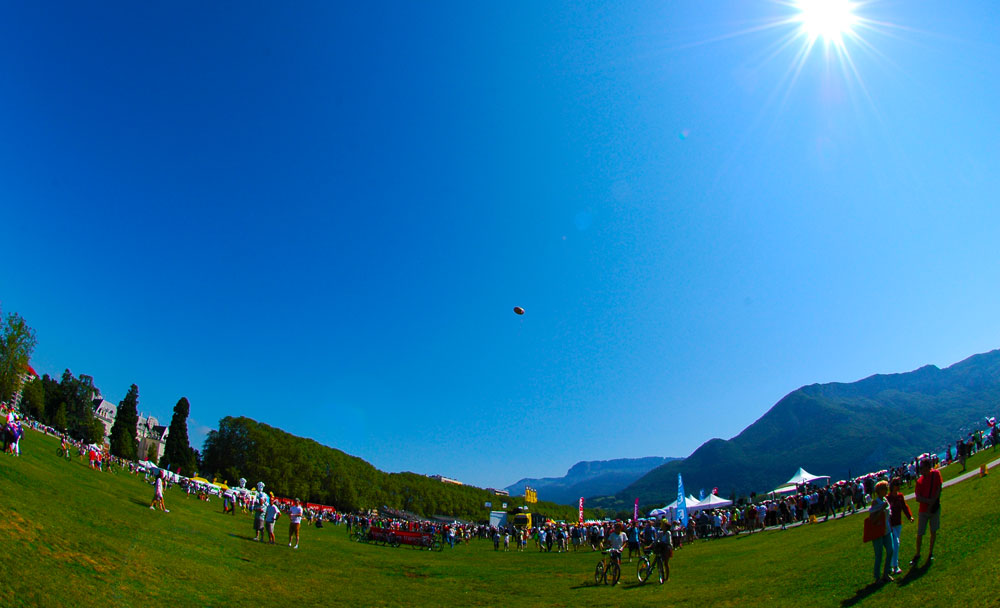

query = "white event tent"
[772,467,830,495]
[649,495,702,518]
[688,493,733,512]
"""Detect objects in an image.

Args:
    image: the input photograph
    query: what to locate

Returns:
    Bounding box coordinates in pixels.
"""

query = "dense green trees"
[109,384,140,460]
[20,378,45,421]
[58,370,104,443]
[160,397,197,474]
[0,308,37,403]
[202,416,589,522]
[25,370,104,442]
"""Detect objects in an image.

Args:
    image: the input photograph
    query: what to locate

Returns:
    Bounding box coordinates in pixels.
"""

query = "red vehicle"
[353,527,442,551]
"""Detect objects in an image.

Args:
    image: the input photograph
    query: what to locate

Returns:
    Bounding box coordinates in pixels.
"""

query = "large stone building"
[92,395,168,461]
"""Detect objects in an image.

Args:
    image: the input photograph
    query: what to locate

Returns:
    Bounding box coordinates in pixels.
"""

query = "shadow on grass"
[568,580,653,592]
[896,559,932,587]
[840,580,885,607]
[129,498,150,508]
[620,582,662,592]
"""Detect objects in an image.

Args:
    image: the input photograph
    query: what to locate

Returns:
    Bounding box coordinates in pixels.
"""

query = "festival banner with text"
[578,497,584,524]
[677,473,689,527]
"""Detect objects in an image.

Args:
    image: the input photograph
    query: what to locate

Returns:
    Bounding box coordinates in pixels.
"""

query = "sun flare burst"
[794,0,859,44]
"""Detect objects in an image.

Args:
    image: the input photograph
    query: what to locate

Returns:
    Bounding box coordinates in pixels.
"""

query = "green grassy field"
[2,429,998,607]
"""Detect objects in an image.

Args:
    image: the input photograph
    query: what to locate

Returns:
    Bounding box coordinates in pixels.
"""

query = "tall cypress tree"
[108,384,140,460]
[160,397,196,474]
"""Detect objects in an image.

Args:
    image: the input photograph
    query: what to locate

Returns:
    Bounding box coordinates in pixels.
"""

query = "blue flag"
[677,474,688,527]
[699,488,705,501]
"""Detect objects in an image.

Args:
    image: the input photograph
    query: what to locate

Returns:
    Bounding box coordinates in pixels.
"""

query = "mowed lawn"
[2,429,999,607]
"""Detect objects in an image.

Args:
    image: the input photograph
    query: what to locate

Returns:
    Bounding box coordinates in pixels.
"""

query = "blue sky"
[3,1,999,491]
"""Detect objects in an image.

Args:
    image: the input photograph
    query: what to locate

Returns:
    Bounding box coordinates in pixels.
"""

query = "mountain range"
[588,349,1000,512]
[504,456,678,505]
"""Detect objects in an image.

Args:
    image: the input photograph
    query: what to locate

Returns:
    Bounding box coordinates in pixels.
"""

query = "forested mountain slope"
[596,349,1000,510]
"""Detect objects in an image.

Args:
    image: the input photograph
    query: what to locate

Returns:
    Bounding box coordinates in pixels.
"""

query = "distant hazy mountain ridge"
[592,349,1000,511]
[505,456,677,505]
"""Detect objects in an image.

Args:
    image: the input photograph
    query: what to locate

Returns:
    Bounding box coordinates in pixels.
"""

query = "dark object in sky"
[513,307,524,315]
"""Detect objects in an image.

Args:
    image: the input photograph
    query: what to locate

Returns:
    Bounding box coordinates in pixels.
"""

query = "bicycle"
[637,545,670,585]
[594,549,621,586]
[417,535,443,552]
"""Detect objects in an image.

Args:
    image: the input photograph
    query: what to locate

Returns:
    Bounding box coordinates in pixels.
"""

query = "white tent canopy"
[688,493,733,512]
[783,467,830,486]
[649,495,702,517]
[771,485,798,496]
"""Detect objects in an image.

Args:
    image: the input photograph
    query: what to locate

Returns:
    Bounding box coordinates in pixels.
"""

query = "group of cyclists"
[594,520,673,585]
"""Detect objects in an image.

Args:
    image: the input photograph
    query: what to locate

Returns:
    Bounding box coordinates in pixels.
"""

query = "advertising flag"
[634,498,639,523]
[699,488,705,501]
[677,474,689,527]
[578,497,584,524]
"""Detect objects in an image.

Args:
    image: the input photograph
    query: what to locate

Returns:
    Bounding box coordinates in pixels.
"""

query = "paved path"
[929,453,1000,493]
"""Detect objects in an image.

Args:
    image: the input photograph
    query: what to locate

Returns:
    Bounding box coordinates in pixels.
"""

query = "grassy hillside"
[2,428,998,607]
[610,350,1000,509]
[199,416,584,521]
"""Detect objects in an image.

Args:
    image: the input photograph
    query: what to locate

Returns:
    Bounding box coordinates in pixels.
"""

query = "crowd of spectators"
[3,398,997,565]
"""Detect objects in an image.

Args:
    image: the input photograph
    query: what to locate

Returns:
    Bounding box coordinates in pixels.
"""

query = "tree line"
[3,305,596,522]
[202,416,593,522]
[2,305,198,474]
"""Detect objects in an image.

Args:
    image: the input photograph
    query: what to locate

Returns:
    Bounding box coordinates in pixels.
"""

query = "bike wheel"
[432,541,443,552]
[594,562,605,585]
[657,559,666,584]
[637,557,651,584]
[609,562,621,586]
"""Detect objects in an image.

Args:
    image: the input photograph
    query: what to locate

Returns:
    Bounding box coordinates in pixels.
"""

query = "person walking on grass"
[886,478,914,575]
[253,496,268,542]
[910,458,942,565]
[288,499,303,549]
[264,500,281,544]
[868,480,893,583]
[149,471,169,513]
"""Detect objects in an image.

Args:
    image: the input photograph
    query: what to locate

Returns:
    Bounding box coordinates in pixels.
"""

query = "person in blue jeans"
[886,479,914,574]
[868,480,894,583]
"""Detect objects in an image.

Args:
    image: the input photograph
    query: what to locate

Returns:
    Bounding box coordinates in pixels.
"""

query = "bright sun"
[795,0,858,44]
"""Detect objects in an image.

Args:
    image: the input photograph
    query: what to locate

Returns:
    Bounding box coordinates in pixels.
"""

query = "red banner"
[272,497,336,513]
[578,497,584,524]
